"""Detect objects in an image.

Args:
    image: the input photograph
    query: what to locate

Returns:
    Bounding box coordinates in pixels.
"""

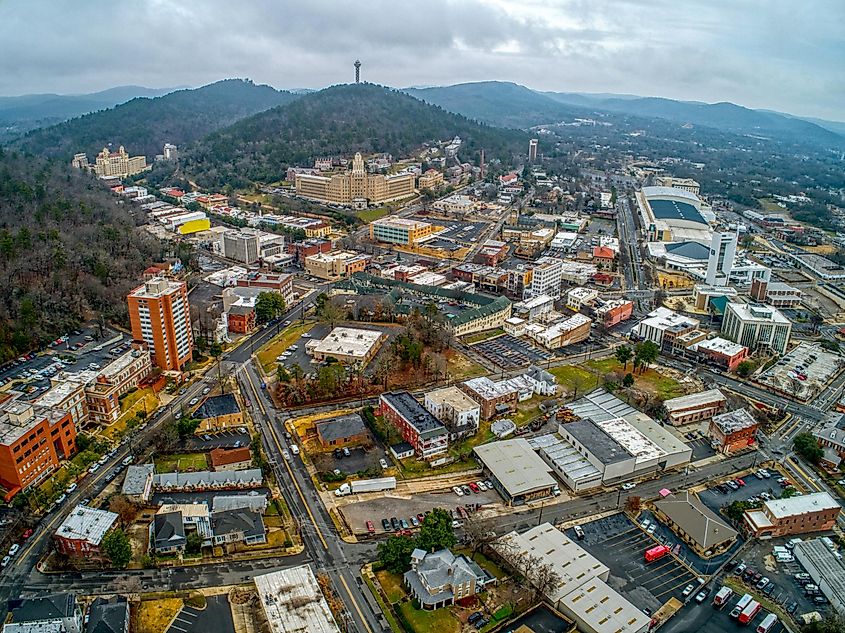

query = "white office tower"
[705,231,738,286]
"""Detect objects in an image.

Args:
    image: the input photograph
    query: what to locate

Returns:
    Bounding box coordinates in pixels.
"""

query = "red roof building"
[210,447,252,471]
[592,246,616,269]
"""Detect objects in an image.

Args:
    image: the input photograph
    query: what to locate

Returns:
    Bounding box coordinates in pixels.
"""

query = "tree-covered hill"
[181,82,529,189]
[0,147,161,361]
[14,79,298,160]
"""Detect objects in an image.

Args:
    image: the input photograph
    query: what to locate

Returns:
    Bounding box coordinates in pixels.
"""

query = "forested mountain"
[14,79,298,160]
[543,92,844,148]
[0,147,161,361]
[405,81,583,128]
[182,83,528,189]
[0,85,178,142]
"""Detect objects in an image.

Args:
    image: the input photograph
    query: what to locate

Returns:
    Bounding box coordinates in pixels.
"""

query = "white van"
[290,444,300,455]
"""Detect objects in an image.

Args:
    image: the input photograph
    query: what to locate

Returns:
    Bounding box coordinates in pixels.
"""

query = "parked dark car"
[382,519,391,532]
[390,517,400,531]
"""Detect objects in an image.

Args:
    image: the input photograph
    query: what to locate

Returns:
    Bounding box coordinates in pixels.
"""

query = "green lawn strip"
[154,452,208,473]
[364,573,404,633]
[462,329,504,345]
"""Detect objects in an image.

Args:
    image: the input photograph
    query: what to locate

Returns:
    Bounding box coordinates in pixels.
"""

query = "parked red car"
[468,482,481,493]
[21,529,33,539]
[366,520,375,535]
[736,479,746,487]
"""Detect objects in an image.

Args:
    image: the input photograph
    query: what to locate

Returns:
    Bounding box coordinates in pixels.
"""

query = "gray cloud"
[0,0,842,120]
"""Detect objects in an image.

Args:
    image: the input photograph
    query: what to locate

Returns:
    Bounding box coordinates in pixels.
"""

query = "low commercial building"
[459,377,518,420]
[653,491,738,558]
[377,392,448,459]
[708,408,759,454]
[565,287,598,311]
[530,434,603,492]
[513,294,554,321]
[594,299,633,327]
[54,505,119,559]
[304,251,370,280]
[560,390,691,484]
[121,463,154,502]
[494,524,648,633]
[369,217,435,246]
[315,413,368,448]
[193,393,243,434]
[793,539,845,615]
[631,307,700,352]
[310,327,386,365]
[744,492,840,538]
[524,313,592,350]
[423,386,480,440]
[236,272,294,301]
[210,447,252,472]
[404,548,490,610]
[254,565,340,633]
[473,439,558,505]
[721,302,792,355]
[750,278,803,308]
[4,593,84,633]
[690,337,749,372]
[663,389,727,426]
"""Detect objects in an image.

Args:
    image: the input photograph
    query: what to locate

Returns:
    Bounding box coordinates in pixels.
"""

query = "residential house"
[4,593,83,633]
[403,548,490,610]
[210,447,253,472]
[85,596,130,633]
[315,413,368,448]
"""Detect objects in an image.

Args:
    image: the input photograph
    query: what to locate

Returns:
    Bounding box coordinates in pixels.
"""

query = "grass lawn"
[462,329,504,345]
[510,396,547,427]
[459,549,508,580]
[154,452,208,473]
[446,349,486,380]
[398,600,460,633]
[553,359,685,401]
[104,389,158,440]
[357,207,390,223]
[398,455,476,479]
[256,320,317,372]
[449,419,494,456]
[136,598,183,633]
[757,197,785,213]
[365,573,403,633]
[376,570,407,604]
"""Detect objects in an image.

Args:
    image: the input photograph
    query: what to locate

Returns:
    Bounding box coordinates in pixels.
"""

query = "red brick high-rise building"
[127,277,193,371]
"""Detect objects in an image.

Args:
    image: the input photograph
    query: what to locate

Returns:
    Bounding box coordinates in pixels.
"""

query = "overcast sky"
[1,0,843,121]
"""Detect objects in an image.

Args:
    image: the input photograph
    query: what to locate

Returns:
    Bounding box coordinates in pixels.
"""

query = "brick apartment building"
[594,300,633,327]
[459,377,518,420]
[0,397,76,500]
[708,408,759,454]
[226,305,256,334]
[54,505,119,558]
[744,492,840,538]
[236,272,294,302]
[377,392,448,460]
[663,389,727,426]
[692,337,749,372]
[127,277,193,372]
[287,238,331,264]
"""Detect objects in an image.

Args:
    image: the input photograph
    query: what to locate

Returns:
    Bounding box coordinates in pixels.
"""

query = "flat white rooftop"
[726,301,790,324]
[313,327,383,359]
[764,492,840,520]
[56,505,118,546]
[254,565,340,633]
[594,417,666,461]
[694,337,746,356]
[463,377,517,400]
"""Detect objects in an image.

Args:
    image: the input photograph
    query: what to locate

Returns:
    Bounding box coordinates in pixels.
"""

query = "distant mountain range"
[0,85,181,140]
[15,79,298,159]
[407,81,844,148]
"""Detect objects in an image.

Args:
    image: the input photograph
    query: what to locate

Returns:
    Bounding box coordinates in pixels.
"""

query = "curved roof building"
[638,186,712,243]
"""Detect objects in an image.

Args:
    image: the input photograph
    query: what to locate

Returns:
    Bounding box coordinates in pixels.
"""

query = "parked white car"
[453,486,465,497]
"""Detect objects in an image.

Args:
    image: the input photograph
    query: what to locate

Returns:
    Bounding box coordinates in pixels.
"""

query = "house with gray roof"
[403,548,491,610]
[211,508,267,546]
[151,511,186,554]
[5,593,83,633]
[86,596,129,633]
[121,463,154,502]
[153,468,262,491]
[316,413,368,448]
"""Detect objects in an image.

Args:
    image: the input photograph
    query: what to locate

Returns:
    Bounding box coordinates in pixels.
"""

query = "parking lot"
[340,489,499,535]
[312,443,383,477]
[0,325,130,396]
[698,468,792,518]
[410,217,490,244]
[166,595,234,633]
[185,430,251,451]
[470,334,551,370]
[684,432,717,462]
[569,513,698,612]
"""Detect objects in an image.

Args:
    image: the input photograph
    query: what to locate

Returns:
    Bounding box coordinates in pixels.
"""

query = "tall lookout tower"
[354,59,361,84]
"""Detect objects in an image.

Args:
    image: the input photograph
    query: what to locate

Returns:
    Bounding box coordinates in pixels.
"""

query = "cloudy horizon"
[1,0,843,121]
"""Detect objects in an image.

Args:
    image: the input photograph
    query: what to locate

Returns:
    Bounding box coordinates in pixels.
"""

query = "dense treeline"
[0,148,161,361]
[15,79,297,160]
[181,83,529,189]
